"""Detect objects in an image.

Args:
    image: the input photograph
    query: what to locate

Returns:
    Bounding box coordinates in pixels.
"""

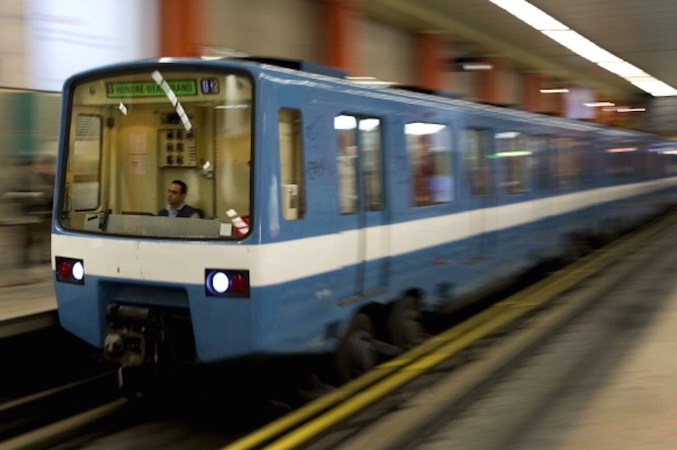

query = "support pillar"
[522,72,544,113]
[323,0,362,75]
[415,33,450,91]
[159,0,200,57]
[522,72,566,116]
[478,57,512,105]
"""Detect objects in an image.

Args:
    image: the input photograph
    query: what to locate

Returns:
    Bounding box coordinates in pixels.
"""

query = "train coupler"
[103,303,164,368]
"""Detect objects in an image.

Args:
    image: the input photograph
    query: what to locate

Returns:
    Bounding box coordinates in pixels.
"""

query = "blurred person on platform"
[0,156,34,284]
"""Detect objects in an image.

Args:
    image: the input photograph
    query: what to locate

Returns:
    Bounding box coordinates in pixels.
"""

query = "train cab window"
[494,131,533,195]
[278,108,305,220]
[71,115,102,211]
[406,122,453,206]
[464,128,491,197]
[61,70,253,239]
[334,115,384,214]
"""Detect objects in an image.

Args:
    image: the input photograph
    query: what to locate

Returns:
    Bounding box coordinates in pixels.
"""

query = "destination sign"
[106,80,197,98]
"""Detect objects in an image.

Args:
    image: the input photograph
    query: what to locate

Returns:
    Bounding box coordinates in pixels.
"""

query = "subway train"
[51,56,677,384]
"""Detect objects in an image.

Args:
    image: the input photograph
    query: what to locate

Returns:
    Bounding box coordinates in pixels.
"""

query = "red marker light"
[229,273,247,293]
[57,260,72,279]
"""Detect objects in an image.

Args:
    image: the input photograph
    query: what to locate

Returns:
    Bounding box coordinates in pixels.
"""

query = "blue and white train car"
[52,57,677,382]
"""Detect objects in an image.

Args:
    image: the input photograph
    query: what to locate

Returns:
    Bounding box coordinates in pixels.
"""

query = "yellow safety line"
[223,301,510,450]
[225,210,677,450]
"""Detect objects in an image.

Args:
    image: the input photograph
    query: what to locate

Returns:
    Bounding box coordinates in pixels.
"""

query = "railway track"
[2,210,674,449]
[0,371,125,449]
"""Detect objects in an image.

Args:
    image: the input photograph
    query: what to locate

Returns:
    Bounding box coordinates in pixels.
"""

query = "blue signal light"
[205,269,250,298]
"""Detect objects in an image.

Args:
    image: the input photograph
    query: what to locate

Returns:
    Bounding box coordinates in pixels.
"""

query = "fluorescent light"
[487,0,567,31]
[597,61,648,78]
[602,105,646,112]
[629,79,677,97]
[488,150,533,158]
[488,0,677,97]
[616,107,646,113]
[541,30,620,63]
[462,62,494,71]
[584,102,615,107]
[540,88,569,93]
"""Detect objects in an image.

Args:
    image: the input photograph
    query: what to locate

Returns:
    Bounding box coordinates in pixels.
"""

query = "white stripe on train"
[51,176,677,287]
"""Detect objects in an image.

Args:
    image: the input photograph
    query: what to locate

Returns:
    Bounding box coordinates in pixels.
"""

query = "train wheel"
[388,296,424,349]
[334,312,377,383]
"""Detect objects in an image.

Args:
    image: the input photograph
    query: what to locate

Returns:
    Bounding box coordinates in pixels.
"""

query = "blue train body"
[51,57,677,378]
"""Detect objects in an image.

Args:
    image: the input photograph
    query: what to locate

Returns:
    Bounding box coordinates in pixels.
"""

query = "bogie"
[333,313,378,383]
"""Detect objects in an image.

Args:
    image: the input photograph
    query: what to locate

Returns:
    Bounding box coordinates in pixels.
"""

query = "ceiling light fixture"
[616,107,646,113]
[488,0,677,97]
[584,102,615,107]
[462,62,494,71]
[540,88,569,93]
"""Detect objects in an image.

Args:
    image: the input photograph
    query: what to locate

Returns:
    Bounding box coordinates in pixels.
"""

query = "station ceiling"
[364,0,677,103]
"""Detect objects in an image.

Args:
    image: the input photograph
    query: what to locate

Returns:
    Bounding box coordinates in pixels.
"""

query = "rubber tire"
[334,312,377,383]
[387,296,424,349]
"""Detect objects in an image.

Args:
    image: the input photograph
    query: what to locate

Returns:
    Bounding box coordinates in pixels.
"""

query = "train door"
[463,127,496,260]
[335,114,388,297]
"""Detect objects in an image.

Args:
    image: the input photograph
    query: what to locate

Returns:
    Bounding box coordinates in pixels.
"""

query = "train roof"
[65,56,664,141]
[225,56,654,139]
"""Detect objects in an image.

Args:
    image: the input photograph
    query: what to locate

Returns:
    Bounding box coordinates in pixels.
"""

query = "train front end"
[52,60,260,370]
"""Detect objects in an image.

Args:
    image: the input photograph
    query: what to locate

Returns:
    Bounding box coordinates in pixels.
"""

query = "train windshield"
[60,69,253,239]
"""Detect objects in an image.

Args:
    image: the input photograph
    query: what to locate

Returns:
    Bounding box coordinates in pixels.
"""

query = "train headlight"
[205,269,250,298]
[210,272,229,294]
[55,257,85,285]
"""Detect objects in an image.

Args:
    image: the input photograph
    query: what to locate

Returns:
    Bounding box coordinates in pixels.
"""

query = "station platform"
[0,263,56,338]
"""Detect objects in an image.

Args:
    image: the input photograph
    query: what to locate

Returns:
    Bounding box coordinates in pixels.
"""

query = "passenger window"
[278,108,305,220]
[334,115,384,214]
[531,135,553,190]
[555,137,584,187]
[464,128,491,197]
[605,142,640,178]
[406,122,453,206]
[359,118,383,211]
[494,131,533,194]
[72,115,102,210]
[336,115,358,214]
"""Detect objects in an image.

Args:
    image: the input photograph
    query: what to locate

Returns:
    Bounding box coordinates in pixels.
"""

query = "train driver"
[158,179,200,218]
